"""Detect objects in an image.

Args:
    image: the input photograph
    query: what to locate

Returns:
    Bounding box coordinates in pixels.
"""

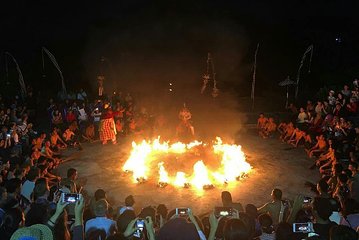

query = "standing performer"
[99,103,117,145]
[176,104,195,141]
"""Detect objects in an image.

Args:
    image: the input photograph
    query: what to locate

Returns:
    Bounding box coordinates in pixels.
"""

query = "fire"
[191,160,212,189]
[158,162,169,184]
[122,137,251,191]
[212,137,251,182]
[174,172,189,187]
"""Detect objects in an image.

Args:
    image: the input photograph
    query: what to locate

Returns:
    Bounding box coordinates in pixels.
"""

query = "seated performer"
[260,117,277,138]
[257,113,268,134]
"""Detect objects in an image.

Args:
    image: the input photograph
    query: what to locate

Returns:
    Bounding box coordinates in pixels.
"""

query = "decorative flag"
[42,47,67,96]
[295,45,313,98]
[4,52,27,99]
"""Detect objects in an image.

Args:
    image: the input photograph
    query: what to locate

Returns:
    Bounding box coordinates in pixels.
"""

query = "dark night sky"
[1,0,358,101]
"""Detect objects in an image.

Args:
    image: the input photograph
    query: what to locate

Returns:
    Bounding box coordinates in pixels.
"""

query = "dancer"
[176,104,195,141]
[99,103,117,145]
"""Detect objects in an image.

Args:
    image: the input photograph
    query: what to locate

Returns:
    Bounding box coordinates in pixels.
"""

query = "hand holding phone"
[176,207,189,216]
[61,192,81,203]
[133,219,145,238]
[214,207,233,218]
[303,196,312,203]
[293,222,313,233]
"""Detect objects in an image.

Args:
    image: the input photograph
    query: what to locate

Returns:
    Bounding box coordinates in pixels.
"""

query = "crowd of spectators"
[1,80,359,240]
[257,81,359,239]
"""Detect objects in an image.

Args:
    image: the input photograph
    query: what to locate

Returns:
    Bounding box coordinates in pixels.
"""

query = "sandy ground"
[56,129,320,215]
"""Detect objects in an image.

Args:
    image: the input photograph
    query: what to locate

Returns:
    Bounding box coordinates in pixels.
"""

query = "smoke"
[82,15,251,140]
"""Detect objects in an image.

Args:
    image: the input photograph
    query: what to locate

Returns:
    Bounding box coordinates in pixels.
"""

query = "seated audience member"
[50,128,67,150]
[9,223,53,240]
[0,207,24,240]
[257,188,288,226]
[208,212,251,240]
[221,191,244,212]
[87,188,113,220]
[330,225,358,240]
[340,198,359,231]
[297,107,308,129]
[85,199,117,238]
[118,195,135,215]
[20,167,40,202]
[116,209,136,234]
[60,168,79,193]
[5,178,22,207]
[245,204,261,237]
[158,217,200,240]
[275,222,293,240]
[311,197,337,239]
[349,162,359,203]
[258,213,275,240]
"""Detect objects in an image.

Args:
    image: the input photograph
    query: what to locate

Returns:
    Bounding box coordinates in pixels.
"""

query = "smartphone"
[214,207,233,218]
[293,222,313,233]
[176,208,189,216]
[303,197,312,203]
[6,134,10,138]
[61,193,81,203]
[133,219,145,238]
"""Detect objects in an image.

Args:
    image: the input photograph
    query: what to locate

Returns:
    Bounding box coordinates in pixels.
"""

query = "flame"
[186,140,203,149]
[158,162,169,183]
[170,142,187,153]
[191,160,212,189]
[174,172,188,187]
[123,140,152,182]
[213,137,251,183]
[122,137,251,192]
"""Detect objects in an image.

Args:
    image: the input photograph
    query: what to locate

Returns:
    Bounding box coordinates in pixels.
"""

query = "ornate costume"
[176,104,195,140]
[99,106,117,144]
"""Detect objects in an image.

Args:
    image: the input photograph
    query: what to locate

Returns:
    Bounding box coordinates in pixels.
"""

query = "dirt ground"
[57,129,320,215]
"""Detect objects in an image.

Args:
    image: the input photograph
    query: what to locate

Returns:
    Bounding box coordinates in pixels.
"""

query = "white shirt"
[21,180,35,201]
[297,112,308,123]
[85,217,117,237]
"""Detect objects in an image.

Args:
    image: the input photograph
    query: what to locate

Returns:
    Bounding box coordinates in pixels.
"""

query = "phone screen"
[214,207,233,217]
[293,223,313,233]
[133,219,145,238]
[62,193,80,203]
[176,208,189,215]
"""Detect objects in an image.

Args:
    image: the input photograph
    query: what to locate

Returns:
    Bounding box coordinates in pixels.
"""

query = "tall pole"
[251,43,260,111]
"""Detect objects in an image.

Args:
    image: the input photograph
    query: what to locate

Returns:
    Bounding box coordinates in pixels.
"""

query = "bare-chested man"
[281,122,295,142]
[306,135,327,158]
[287,128,306,147]
[257,113,268,133]
[260,118,277,138]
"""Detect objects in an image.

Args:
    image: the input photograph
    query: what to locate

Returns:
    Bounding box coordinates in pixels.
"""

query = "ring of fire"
[122,137,252,193]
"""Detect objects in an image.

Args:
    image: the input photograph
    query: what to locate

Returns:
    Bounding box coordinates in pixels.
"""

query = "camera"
[175,208,189,216]
[293,222,313,233]
[6,133,10,138]
[214,207,233,218]
[61,193,81,203]
[303,196,312,203]
[133,219,145,238]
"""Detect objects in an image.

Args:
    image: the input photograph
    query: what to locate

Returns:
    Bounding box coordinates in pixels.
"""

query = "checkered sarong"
[99,118,116,141]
